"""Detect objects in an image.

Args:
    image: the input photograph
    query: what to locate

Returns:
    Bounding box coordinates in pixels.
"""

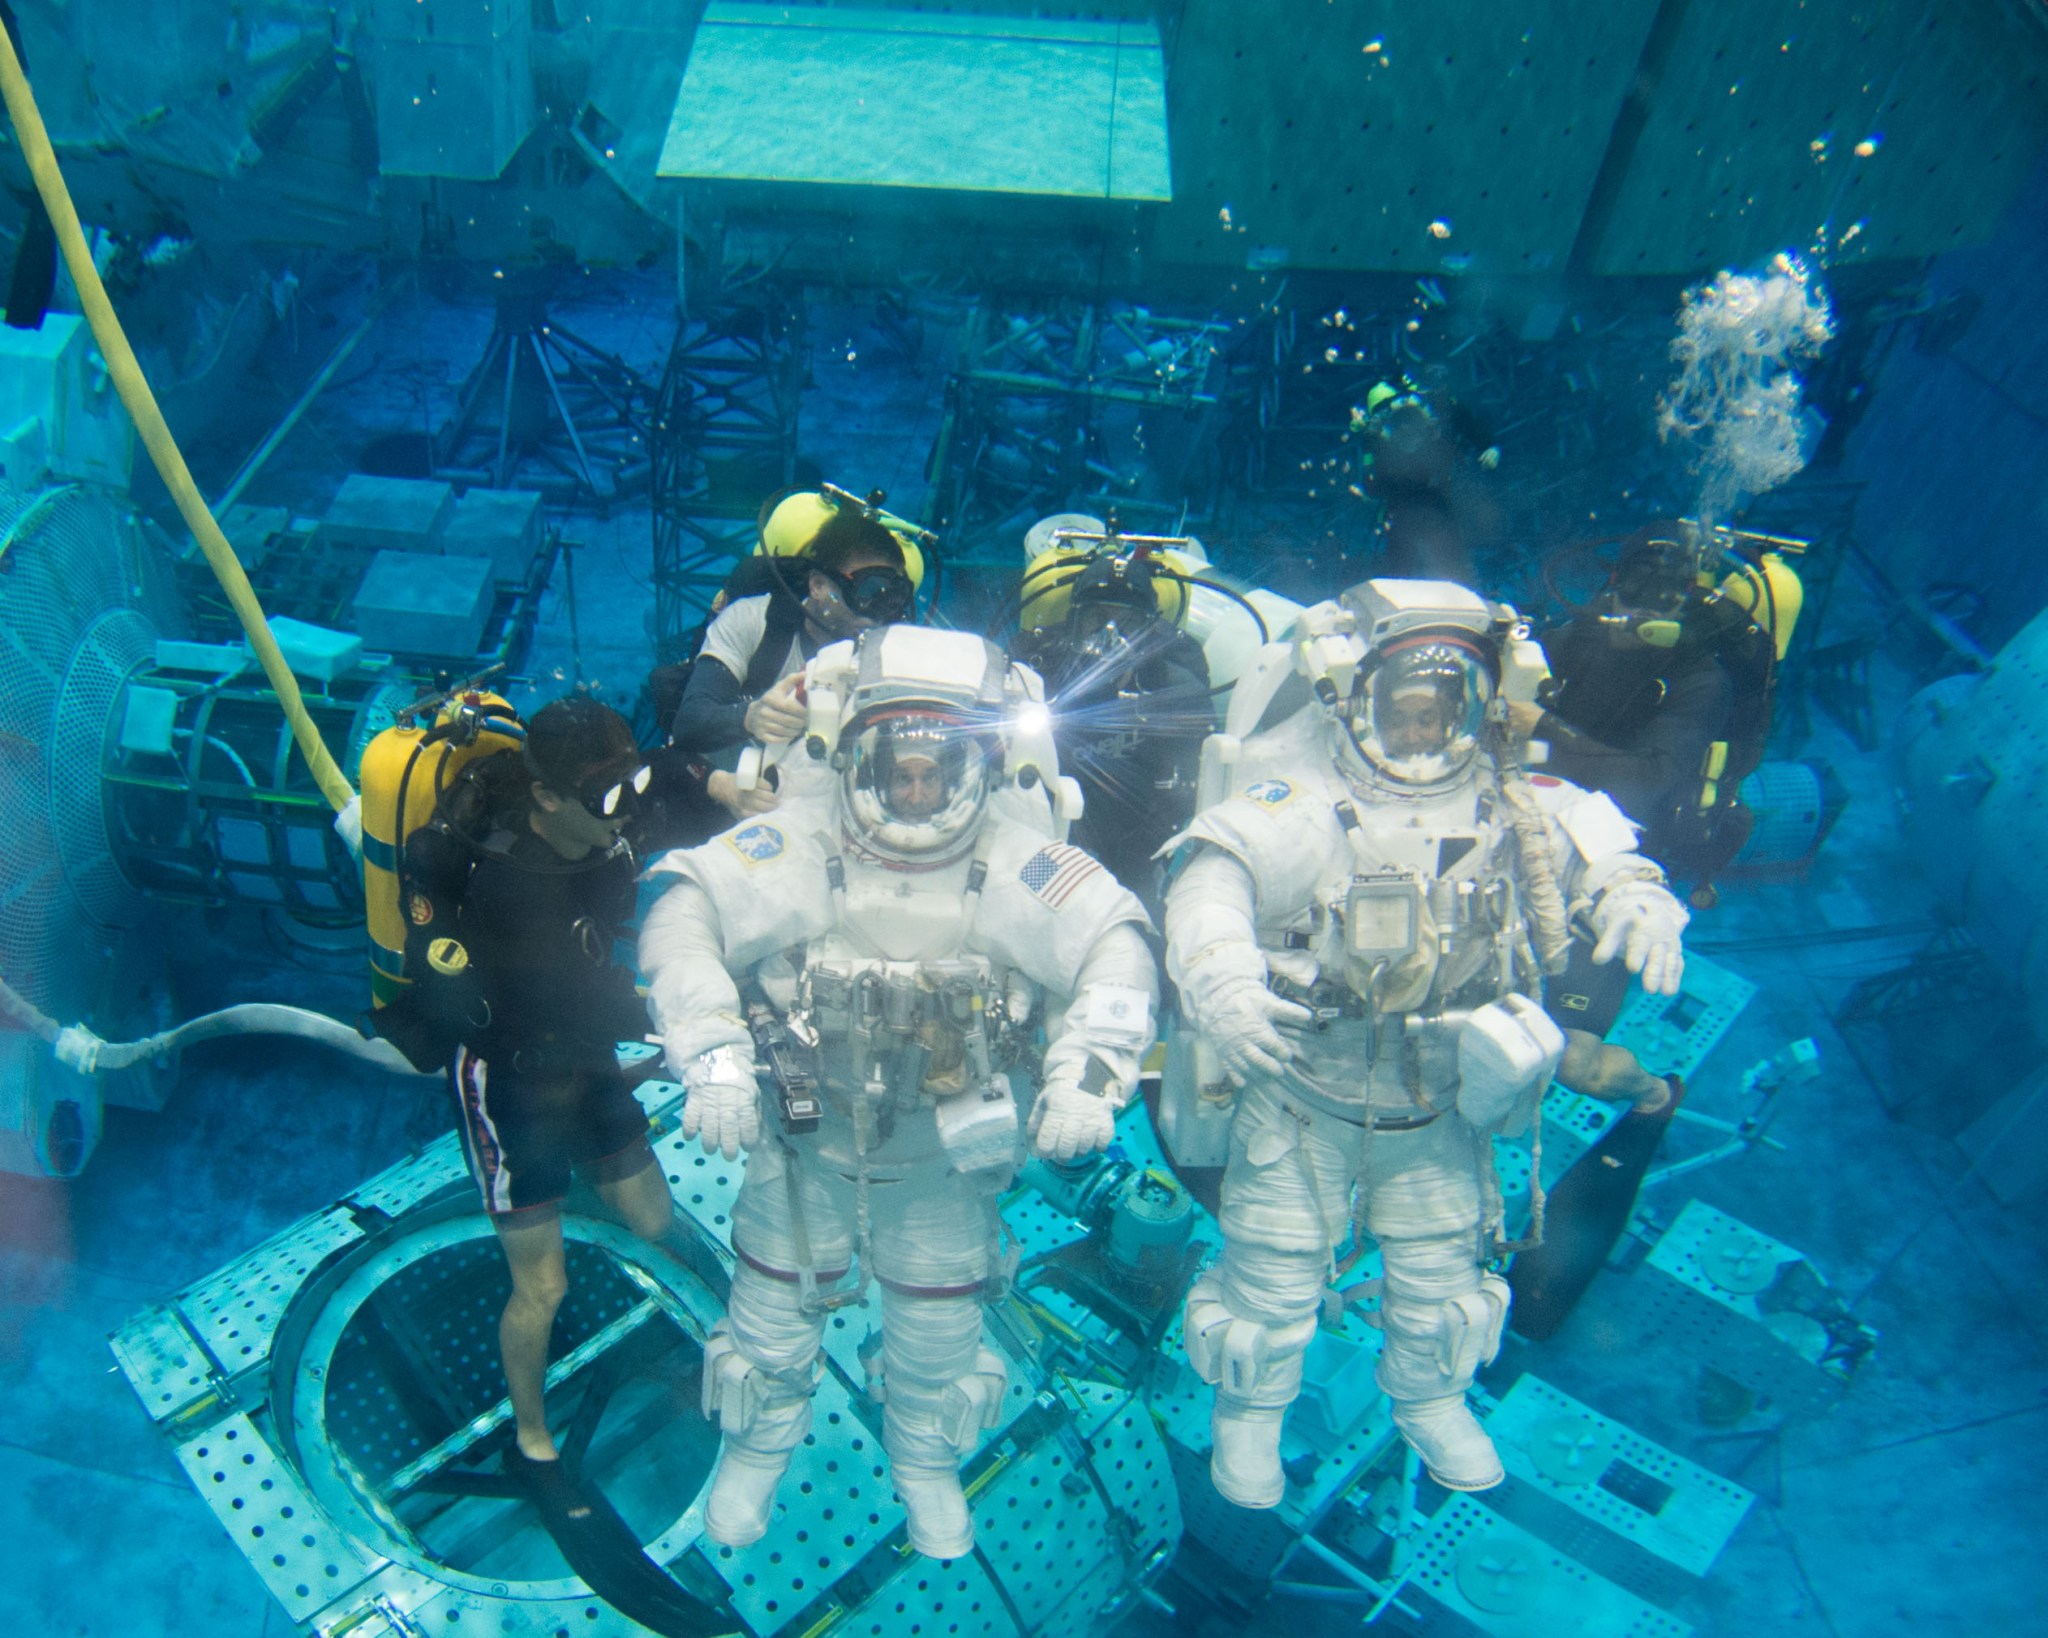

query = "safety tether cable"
[0,26,356,812]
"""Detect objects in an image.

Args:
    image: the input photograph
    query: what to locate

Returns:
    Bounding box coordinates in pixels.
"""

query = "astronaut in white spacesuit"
[639,626,1157,1559]
[1164,580,1688,1501]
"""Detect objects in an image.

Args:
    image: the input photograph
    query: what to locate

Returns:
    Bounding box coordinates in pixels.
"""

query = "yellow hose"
[0,29,355,811]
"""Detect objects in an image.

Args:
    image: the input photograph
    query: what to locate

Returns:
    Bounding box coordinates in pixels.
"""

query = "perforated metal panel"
[1408,1495,1691,1638]
[1065,1378,1181,1564]
[1154,0,1660,272]
[858,1552,1015,1638]
[658,1128,748,1248]
[181,1207,365,1376]
[344,1133,471,1218]
[174,1413,380,1621]
[1487,1375,1752,1576]
[1495,1088,1623,1235]
[701,1374,905,1637]
[1607,954,1757,1084]
[109,1302,222,1425]
[1632,1199,1848,1417]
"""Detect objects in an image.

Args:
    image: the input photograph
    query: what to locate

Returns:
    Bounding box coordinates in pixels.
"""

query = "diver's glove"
[682,1047,763,1161]
[1029,1081,1117,1163]
[1190,977,1312,1088]
[1590,881,1689,997]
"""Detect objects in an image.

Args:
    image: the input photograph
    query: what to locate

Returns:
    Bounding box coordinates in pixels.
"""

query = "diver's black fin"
[1507,1080,1683,1342]
[503,1449,733,1638]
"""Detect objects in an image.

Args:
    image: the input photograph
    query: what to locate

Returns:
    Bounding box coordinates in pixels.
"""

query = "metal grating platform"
[109,1302,223,1425]
[174,1413,380,1622]
[858,1552,1014,1638]
[973,1432,1106,1615]
[656,1129,747,1246]
[1633,1199,1855,1417]
[1607,954,1758,1084]
[700,1374,906,1636]
[344,1134,470,1218]
[181,1208,366,1377]
[1407,1494,1691,1638]
[1067,1377,1182,1563]
[1486,1375,1752,1576]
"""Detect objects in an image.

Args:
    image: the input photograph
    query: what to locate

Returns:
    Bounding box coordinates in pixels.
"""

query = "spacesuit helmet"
[833,628,1011,865]
[1333,581,1497,792]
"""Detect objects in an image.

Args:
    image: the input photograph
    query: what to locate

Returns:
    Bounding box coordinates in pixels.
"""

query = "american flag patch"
[1019,843,1102,908]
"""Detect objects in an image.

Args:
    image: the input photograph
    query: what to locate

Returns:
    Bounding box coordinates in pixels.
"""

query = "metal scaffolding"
[649,293,809,660]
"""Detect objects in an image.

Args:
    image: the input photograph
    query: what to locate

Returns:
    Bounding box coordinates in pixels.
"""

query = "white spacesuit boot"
[877,1290,1006,1559]
[1184,1247,1324,1508]
[700,1266,827,1547]
[1375,1224,1510,1492]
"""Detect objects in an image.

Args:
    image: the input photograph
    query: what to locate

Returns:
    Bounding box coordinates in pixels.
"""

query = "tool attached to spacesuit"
[1162,578,1688,1506]
[639,625,1156,1561]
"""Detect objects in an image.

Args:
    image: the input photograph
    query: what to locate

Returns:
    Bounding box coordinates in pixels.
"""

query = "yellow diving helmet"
[759,486,928,592]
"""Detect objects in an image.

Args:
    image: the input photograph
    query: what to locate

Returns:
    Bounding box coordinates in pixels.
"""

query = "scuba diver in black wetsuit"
[669,490,921,757]
[1010,540,1216,911]
[1510,528,1777,892]
[370,698,673,1494]
[1356,373,1502,587]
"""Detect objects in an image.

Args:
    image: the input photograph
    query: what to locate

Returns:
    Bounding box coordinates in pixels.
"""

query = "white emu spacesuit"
[1164,580,1687,1500]
[640,627,1156,1558]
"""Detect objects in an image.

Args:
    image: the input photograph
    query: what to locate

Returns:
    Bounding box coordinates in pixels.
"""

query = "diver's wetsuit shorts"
[1541,935,1632,1040]
[452,1048,651,1215]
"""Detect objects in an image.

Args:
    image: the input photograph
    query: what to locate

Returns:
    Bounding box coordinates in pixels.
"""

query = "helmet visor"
[1344,639,1491,786]
[842,709,992,855]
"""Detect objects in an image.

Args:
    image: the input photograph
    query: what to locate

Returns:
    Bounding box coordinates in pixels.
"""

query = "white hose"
[0,974,432,1078]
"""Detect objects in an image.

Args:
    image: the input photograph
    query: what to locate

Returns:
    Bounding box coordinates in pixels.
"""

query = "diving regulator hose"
[0,25,356,816]
[0,34,409,1088]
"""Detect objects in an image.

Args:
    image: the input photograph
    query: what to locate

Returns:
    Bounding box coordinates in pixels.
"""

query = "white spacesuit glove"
[1590,882,1688,997]
[1029,1082,1116,1162]
[681,1047,763,1161]
[1196,978,1312,1088]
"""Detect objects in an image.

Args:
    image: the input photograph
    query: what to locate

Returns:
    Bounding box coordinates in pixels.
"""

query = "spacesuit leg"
[1364,1118,1509,1492]
[701,1145,855,1547]
[1184,1083,1349,1509]
[868,1170,1002,1560]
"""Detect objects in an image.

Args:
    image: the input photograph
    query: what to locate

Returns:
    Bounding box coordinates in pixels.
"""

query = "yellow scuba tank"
[359,692,522,1007]
[1018,543,1196,631]
[1718,550,1803,660]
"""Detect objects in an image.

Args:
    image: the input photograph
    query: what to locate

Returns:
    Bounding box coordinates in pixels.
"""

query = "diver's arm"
[670,656,752,755]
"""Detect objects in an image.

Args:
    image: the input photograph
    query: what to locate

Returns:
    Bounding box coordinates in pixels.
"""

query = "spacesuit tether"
[640,627,1157,1559]
[1163,580,1687,1501]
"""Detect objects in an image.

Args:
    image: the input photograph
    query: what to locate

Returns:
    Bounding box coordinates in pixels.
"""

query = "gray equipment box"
[441,488,543,583]
[352,550,493,658]
[317,475,454,554]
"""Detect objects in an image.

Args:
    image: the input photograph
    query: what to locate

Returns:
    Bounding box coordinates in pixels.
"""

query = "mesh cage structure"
[0,483,183,1017]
